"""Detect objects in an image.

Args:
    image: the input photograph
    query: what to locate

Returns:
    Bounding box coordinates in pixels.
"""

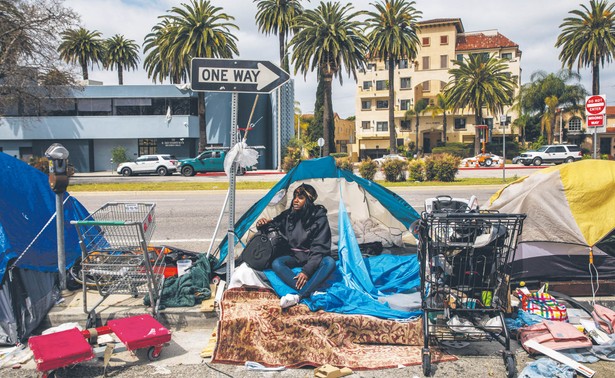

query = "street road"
[72,186,503,253]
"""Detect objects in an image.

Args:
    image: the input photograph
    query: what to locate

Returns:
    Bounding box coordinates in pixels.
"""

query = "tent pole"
[206,189,230,257]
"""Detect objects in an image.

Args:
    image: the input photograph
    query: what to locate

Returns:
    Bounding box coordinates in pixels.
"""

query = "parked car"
[178,149,257,176]
[518,145,582,166]
[116,154,179,176]
[512,155,523,164]
[372,154,407,166]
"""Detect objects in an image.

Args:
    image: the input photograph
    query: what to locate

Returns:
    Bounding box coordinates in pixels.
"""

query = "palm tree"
[404,98,428,155]
[444,54,517,155]
[424,92,452,145]
[517,69,586,144]
[365,0,421,154]
[144,0,239,153]
[556,0,615,95]
[58,27,105,80]
[254,0,304,73]
[290,1,367,156]
[104,35,140,85]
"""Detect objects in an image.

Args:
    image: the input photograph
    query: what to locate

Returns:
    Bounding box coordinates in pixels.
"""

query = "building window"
[422,81,430,92]
[440,55,448,69]
[398,59,409,69]
[422,56,430,70]
[400,120,411,131]
[361,121,371,130]
[400,77,411,89]
[376,100,389,109]
[440,35,448,45]
[456,54,464,62]
[367,63,376,71]
[41,98,77,116]
[568,117,582,132]
[400,99,411,111]
[77,98,112,116]
[454,118,466,130]
[138,139,157,155]
[376,80,388,90]
[361,100,371,110]
[376,121,388,132]
[471,52,490,61]
[422,37,430,46]
[362,81,372,90]
[501,52,513,60]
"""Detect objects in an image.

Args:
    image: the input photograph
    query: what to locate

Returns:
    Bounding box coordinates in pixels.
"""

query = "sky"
[64,0,615,118]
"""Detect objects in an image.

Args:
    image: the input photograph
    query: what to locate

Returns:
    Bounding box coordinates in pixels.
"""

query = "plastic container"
[177,259,192,277]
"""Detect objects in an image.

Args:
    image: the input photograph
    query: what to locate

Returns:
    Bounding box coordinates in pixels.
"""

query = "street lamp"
[499,115,507,183]
[45,143,70,292]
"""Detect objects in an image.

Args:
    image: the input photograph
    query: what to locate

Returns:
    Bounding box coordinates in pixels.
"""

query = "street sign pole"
[500,115,506,183]
[585,95,606,159]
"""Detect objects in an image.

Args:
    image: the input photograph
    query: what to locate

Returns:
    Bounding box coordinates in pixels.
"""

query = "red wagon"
[29,314,171,377]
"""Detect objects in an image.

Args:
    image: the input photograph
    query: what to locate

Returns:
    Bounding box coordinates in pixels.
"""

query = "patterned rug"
[212,288,456,370]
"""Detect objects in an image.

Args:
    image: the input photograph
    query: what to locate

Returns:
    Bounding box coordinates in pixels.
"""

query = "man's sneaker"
[280,293,300,309]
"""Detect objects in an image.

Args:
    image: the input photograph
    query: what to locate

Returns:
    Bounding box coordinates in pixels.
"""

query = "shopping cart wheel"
[503,352,516,378]
[422,347,431,377]
[147,346,162,361]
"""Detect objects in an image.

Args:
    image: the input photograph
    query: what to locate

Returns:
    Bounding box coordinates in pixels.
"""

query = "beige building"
[354,18,522,160]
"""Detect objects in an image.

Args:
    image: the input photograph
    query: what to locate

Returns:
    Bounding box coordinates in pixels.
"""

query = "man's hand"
[294,272,308,290]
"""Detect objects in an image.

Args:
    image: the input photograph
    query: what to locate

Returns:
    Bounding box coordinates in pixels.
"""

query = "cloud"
[64,0,615,116]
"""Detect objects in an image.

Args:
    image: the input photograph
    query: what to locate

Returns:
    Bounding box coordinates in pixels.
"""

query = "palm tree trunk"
[415,114,420,155]
[197,91,207,153]
[80,59,88,80]
[474,113,482,155]
[388,58,396,154]
[592,62,600,95]
[279,32,288,73]
[323,74,333,156]
[118,63,124,85]
[442,111,448,145]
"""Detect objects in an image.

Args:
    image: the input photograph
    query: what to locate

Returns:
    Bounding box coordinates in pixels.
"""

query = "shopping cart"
[417,211,525,378]
[71,202,164,326]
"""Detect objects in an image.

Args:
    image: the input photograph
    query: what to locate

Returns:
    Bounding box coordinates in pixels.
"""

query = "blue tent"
[217,157,422,319]
[0,153,89,344]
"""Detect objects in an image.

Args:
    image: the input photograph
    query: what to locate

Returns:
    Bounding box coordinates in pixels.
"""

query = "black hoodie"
[270,205,331,277]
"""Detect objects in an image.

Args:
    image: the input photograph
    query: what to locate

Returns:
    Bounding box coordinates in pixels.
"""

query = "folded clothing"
[518,320,592,354]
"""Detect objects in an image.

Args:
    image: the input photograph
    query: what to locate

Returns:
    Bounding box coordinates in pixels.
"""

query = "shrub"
[29,156,49,174]
[601,154,610,160]
[282,146,302,172]
[407,159,425,182]
[330,152,348,159]
[382,159,407,182]
[335,157,353,171]
[431,142,472,158]
[111,146,129,165]
[424,153,460,182]
[358,159,377,181]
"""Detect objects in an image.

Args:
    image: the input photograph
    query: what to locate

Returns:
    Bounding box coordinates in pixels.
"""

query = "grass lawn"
[67,177,521,192]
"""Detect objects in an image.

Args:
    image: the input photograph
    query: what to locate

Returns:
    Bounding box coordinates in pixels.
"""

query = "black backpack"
[239,224,288,271]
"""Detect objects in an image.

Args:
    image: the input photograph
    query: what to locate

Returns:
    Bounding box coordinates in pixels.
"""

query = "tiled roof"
[456,32,518,51]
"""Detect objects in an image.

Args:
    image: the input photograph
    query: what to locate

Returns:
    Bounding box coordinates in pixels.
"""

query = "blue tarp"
[264,198,421,319]
[0,153,89,277]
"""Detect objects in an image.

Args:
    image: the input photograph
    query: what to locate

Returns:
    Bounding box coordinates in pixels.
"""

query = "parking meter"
[45,143,70,194]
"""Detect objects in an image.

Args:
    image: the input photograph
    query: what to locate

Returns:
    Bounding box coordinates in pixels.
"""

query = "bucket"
[177,259,192,277]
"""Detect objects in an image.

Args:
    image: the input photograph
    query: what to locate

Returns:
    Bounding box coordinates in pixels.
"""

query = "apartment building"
[354,18,521,160]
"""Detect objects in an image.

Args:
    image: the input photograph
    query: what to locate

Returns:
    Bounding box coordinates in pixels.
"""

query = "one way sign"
[191,58,290,93]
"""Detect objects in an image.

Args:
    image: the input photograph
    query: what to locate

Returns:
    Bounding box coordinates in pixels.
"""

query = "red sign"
[587,114,604,128]
[586,95,606,115]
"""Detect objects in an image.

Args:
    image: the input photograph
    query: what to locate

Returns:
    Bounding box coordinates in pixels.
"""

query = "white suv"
[518,145,582,166]
[117,154,179,176]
